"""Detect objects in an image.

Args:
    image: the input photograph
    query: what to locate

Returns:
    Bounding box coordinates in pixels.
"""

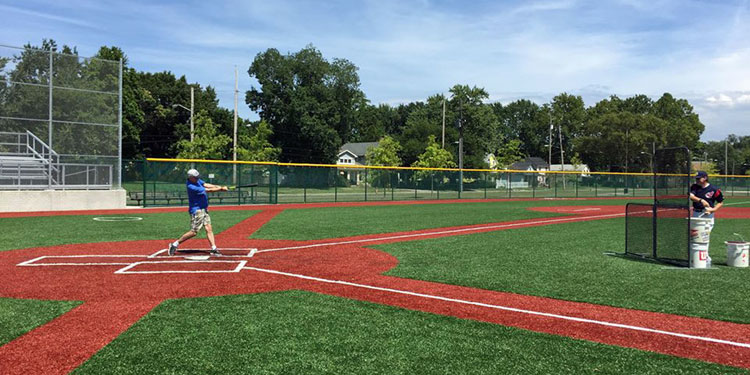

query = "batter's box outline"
[114,260,248,274]
[18,255,148,267]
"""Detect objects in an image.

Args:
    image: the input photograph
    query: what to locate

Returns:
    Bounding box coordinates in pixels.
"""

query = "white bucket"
[690,242,710,268]
[689,217,714,244]
[725,241,749,268]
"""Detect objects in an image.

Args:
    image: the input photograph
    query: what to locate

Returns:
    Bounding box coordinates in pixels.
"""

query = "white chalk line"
[149,248,255,258]
[258,212,625,253]
[17,252,255,270]
[724,201,750,206]
[115,260,247,274]
[17,255,148,267]
[571,208,602,212]
[244,266,750,350]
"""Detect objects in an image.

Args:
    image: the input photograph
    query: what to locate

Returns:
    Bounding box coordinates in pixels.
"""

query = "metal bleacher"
[0,131,112,190]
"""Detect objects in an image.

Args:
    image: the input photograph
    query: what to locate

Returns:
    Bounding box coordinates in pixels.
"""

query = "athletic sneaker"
[168,243,177,256]
[210,248,222,256]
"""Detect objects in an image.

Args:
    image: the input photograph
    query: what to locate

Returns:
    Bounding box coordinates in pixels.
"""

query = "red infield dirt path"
[1,202,750,374]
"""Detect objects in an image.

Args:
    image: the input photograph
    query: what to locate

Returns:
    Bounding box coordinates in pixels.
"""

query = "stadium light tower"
[173,86,195,142]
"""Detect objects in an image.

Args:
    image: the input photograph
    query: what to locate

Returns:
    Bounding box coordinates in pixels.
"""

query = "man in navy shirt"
[168,169,228,256]
[689,171,724,218]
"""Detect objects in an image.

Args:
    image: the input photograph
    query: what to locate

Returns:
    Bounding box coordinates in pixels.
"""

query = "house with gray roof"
[337,142,379,184]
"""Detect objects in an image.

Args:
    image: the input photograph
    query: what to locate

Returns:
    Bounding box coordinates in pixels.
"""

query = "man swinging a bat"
[168,168,229,256]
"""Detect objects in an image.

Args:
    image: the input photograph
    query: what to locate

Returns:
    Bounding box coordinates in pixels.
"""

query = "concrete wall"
[0,189,127,213]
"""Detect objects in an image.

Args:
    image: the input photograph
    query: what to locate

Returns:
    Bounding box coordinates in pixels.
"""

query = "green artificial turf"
[373,218,750,324]
[0,298,81,346]
[0,210,259,252]
[74,291,742,374]
[251,199,651,241]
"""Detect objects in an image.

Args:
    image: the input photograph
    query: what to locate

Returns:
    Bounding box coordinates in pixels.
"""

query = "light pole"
[173,86,195,142]
[457,103,464,194]
[233,66,239,184]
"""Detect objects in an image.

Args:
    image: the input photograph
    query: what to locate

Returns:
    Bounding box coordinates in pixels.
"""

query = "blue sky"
[1,0,748,141]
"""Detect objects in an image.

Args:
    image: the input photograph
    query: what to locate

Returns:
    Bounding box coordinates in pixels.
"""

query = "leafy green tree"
[175,110,231,159]
[651,93,704,151]
[411,134,457,190]
[412,135,456,177]
[493,99,548,158]
[551,93,586,163]
[398,96,452,166]
[236,120,280,162]
[351,103,393,142]
[575,111,662,172]
[366,135,402,167]
[449,85,499,168]
[496,139,524,169]
[365,135,402,190]
[245,45,366,163]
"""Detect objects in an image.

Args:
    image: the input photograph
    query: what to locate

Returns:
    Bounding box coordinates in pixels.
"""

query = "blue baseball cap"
[695,171,708,179]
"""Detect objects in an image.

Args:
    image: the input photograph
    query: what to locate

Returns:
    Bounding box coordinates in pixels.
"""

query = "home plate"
[184,255,210,260]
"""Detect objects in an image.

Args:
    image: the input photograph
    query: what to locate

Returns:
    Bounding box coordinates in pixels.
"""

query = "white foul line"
[724,201,750,206]
[243,266,750,349]
[258,212,625,253]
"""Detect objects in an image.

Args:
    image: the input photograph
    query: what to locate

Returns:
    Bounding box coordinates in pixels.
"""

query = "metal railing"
[0,131,112,190]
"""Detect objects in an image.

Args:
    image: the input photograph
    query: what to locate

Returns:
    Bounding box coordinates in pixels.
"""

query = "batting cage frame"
[625,147,691,267]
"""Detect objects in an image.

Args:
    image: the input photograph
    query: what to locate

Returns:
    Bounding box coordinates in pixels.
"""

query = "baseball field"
[2,197,750,374]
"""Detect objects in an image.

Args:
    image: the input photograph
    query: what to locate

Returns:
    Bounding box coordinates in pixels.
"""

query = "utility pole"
[725,137,729,176]
[441,98,446,149]
[548,109,552,188]
[458,106,464,193]
[233,66,239,184]
[558,116,565,189]
[624,127,629,193]
[190,86,194,142]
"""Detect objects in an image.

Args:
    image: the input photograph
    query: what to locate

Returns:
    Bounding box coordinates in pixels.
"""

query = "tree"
[236,120,281,162]
[651,93,704,151]
[550,93,586,164]
[245,45,366,163]
[494,99,548,158]
[175,110,231,160]
[413,135,456,169]
[449,84,499,168]
[397,96,451,166]
[365,135,402,191]
[576,111,662,172]
[366,135,402,167]
[496,139,524,169]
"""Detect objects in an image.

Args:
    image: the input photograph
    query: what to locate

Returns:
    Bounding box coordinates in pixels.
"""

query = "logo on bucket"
[699,251,708,261]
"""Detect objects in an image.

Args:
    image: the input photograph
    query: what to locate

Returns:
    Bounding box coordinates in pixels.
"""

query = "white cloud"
[705,94,735,107]
[0,3,102,30]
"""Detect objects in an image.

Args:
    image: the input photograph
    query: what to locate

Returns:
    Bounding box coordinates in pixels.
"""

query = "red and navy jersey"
[690,183,724,211]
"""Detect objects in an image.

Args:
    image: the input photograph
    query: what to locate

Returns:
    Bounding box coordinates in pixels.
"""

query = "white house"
[497,157,550,188]
[549,163,591,177]
[336,142,379,184]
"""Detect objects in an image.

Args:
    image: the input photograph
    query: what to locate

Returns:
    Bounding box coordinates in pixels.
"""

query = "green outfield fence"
[121,158,750,207]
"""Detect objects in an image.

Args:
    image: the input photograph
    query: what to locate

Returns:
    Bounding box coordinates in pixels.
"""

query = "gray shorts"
[692,210,714,219]
[190,209,211,232]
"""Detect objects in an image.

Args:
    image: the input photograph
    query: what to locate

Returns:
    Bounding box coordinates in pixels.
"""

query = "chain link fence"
[0,44,121,189]
[123,159,750,207]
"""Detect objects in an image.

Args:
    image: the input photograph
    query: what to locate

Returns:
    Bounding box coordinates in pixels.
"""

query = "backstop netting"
[654,205,690,266]
[625,147,691,266]
[625,203,654,258]
[653,147,690,265]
